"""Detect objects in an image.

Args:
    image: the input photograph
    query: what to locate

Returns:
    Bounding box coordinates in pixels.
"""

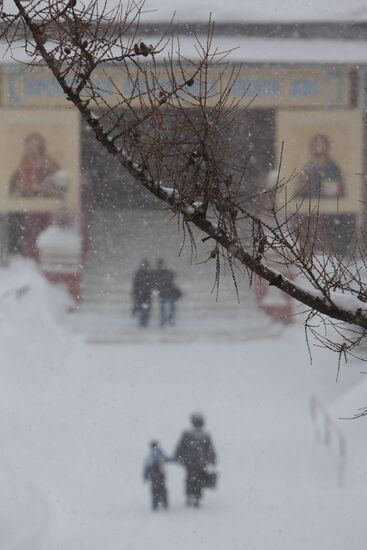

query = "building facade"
[0,22,366,294]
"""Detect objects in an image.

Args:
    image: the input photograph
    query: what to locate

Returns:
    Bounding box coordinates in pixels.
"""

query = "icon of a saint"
[9,133,62,198]
[296,134,344,199]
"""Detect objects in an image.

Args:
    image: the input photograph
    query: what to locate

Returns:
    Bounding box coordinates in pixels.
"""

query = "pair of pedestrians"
[143,413,217,510]
[131,258,182,328]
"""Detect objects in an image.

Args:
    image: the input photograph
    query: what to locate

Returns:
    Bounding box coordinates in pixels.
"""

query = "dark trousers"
[137,303,151,328]
[159,296,176,328]
[186,468,206,503]
[151,480,168,510]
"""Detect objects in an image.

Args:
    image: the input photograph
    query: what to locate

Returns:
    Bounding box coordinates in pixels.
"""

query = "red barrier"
[310,395,347,488]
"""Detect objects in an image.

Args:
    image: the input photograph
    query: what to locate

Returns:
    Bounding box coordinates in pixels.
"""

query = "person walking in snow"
[153,258,182,328]
[143,440,171,510]
[174,413,217,507]
[131,259,154,328]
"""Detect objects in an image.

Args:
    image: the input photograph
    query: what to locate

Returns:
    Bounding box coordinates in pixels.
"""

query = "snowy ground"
[1,258,367,549]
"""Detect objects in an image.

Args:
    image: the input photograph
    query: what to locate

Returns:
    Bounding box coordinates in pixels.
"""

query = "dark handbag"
[204,470,218,489]
[172,286,183,300]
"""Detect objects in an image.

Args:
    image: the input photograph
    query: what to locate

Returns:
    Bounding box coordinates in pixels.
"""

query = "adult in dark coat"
[174,413,216,507]
[132,259,154,328]
[154,258,182,328]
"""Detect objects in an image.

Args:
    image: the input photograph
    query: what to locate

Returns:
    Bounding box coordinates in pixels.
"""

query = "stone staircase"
[69,208,281,343]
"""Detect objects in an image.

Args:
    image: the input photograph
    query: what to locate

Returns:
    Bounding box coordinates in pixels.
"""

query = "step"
[67,309,278,345]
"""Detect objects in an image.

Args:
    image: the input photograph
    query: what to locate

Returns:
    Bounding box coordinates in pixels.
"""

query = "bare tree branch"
[3,0,367,356]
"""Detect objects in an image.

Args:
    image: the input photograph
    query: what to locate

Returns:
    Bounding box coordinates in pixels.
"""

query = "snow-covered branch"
[5,0,367,352]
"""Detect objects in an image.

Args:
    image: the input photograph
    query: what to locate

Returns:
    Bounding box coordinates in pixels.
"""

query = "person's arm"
[132,273,140,298]
[205,435,217,466]
[174,433,188,464]
[158,448,174,463]
[143,460,151,481]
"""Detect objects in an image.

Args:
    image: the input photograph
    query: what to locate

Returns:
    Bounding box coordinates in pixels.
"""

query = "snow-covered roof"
[124,0,367,23]
[2,0,367,23]
[2,37,367,66]
[168,37,367,65]
[3,1,367,67]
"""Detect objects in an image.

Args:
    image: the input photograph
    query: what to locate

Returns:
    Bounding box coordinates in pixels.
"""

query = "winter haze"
[1,1,367,549]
